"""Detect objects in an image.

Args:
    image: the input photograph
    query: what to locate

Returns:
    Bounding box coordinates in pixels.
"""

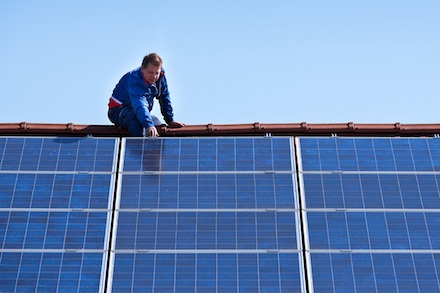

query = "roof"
[1,122,440,137]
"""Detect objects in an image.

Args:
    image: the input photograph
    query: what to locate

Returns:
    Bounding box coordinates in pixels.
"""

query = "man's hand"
[167,121,185,128]
[146,126,159,137]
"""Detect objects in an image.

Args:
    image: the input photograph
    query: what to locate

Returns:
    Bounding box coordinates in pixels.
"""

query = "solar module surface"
[298,137,440,292]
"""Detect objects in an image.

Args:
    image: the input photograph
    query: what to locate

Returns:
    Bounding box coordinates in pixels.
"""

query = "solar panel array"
[2,135,440,292]
[0,137,118,292]
[298,137,440,292]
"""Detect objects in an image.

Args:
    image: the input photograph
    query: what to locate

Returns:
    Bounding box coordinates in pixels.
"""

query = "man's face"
[141,63,161,84]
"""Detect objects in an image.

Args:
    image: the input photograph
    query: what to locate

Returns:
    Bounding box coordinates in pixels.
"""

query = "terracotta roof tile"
[1,122,439,137]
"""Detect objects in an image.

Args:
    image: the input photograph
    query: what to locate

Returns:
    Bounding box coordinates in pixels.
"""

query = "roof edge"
[0,122,439,137]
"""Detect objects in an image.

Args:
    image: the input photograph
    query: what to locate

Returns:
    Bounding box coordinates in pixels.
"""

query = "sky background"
[1,0,439,126]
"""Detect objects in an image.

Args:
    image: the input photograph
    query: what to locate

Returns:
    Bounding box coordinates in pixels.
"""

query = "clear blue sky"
[1,1,439,126]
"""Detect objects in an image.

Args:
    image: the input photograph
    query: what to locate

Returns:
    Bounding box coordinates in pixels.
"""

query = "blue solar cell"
[119,173,296,209]
[123,137,293,172]
[372,138,395,171]
[426,213,440,249]
[179,138,198,171]
[355,139,378,171]
[361,174,387,208]
[393,253,420,291]
[0,252,104,292]
[418,175,440,209]
[414,254,440,292]
[428,139,440,171]
[0,137,27,171]
[1,211,108,250]
[317,138,340,171]
[198,138,217,171]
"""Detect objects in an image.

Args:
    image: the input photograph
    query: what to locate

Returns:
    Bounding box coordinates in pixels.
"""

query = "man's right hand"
[146,126,159,137]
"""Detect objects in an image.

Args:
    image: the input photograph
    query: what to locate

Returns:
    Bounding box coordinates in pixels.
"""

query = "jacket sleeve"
[158,74,174,124]
[128,78,155,128]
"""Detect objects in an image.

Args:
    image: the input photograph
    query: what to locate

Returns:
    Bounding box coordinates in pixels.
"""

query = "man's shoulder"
[128,67,142,77]
[121,67,143,84]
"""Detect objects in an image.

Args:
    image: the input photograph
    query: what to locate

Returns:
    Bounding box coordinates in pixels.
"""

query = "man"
[108,53,184,136]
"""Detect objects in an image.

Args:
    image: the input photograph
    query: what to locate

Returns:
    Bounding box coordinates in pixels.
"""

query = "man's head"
[141,53,163,84]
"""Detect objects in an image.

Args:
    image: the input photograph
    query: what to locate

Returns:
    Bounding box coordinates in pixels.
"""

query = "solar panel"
[109,137,304,292]
[0,252,105,292]
[0,137,117,172]
[298,137,440,292]
[118,173,296,209]
[0,137,118,292]
[111,252,303,292]
[0,173,113,209]
[114,211,297,250]
[310,253,440,292]
[303,173,440,209]
[122,137,293,172]
[1,211,109,250]
[306,211,440,250]
[300,137,440,172]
